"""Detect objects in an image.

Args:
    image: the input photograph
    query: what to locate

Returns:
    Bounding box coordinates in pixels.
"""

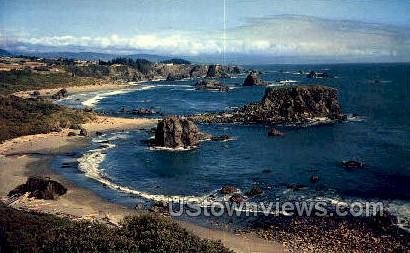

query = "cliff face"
[191,85,343,125]
[67,63,243,82]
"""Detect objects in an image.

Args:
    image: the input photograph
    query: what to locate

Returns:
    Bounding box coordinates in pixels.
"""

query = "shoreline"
[0,115,285,253]
[12,83,135,99]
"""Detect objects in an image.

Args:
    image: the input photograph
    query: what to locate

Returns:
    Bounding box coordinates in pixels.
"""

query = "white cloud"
[1,15,409,59]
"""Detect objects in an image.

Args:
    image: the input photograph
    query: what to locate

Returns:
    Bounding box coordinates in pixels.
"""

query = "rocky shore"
[247,213,409,252]
[190,85,344,125]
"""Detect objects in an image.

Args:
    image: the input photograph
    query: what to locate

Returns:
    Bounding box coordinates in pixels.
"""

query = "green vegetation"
[0,95,94,142]
[101,57,154,74]
[0,203,230,252]
[161,58,191,65]
[0,69,103,94]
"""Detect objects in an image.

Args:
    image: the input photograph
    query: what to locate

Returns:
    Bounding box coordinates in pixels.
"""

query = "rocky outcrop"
[195,80,229,92]
[152,117,210,149]
[190,85,343,125]
[220,185,237,195]
[51,88,68,99]
[79,127,88,136]
[268,128,284,137]
[206,65,242,78]
[243,71,264,86]
[189,65,208,78]
[306,71,330,79]
[8,176,67,200]
[341,160,365,169]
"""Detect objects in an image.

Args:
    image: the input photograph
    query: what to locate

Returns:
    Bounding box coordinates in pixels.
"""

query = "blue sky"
[1,0,410,62]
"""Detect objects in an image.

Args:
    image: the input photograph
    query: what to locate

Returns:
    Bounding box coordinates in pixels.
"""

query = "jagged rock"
[243,71,263,86]
[8,176,67,200]
[51,88,68,99]
[153,117,209,148]
[310,176,319,183]
[229,193,245,203]
[195,80,229,92]
[268,128,284,137]
[220,185,237,195]
[287,183,306,191]
[189,65,208,78]
[307,71,330,79]
[131,108,157,116]
[206,65,225,78]
[191,85,343,125]
[341,160,365,169]
[246,186,263,197]
[79,128,88,136]
[211,135,231,141]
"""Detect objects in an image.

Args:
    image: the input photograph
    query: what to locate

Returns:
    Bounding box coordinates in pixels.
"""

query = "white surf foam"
[81,85,156,107]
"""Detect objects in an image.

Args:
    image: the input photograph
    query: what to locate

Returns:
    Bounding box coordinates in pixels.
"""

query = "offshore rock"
[153,116,209,149]
[195,80,229,92]
[190,85,343,125]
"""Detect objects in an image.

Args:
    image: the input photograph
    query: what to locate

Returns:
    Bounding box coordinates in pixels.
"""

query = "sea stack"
[153,116,209,149]
[243,71,263,86]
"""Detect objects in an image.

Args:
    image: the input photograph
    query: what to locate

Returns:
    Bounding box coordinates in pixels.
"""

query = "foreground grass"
[0,204,230,252]
[0,95,94,142]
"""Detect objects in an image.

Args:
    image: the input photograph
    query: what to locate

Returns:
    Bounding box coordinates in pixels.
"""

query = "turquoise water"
[56,63,410,224]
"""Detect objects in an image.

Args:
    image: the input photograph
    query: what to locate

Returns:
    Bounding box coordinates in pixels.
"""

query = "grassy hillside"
[0,69,106,95]
[0,203,230,252]
[0,95,94,142]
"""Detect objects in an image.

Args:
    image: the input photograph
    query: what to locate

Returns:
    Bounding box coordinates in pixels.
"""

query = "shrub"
[0,204,230,252]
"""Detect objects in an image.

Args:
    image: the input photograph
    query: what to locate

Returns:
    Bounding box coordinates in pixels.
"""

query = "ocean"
[55,63,410,229]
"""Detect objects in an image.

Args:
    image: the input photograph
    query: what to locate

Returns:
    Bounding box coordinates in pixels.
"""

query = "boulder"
[195,80,229,92]
[8,176,67,200]
[287,183,306,191]
[79,128,88,136]
[229,193,245,204]
[246,186,263,197]
[51,88,68,99]
[268,128,284,137]
[153,117,208,148]
[243,71,263,86]
[220,185,237,195]
[67,131,77,137]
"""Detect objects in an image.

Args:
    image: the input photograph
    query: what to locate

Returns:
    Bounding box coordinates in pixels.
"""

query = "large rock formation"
[190,85,343,125]
[194,80,229,92]
[8,176,67,200]
[243,71,264,86]
[153,117,210,148]
[206,65,242,78]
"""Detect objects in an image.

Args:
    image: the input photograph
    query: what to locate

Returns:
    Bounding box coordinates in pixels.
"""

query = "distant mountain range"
[5,49,176,63]
[2,48,407,65]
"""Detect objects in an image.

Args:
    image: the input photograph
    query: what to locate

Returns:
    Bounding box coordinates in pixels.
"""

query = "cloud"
[1,15,410,60]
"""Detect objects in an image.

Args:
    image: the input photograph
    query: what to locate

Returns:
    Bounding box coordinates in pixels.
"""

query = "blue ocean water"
[57,63,410,224]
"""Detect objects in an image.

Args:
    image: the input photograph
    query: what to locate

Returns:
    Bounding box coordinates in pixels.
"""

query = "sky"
[1,0,410,63]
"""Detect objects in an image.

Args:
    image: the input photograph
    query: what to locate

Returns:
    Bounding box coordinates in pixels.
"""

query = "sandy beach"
[0,115,285,253]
